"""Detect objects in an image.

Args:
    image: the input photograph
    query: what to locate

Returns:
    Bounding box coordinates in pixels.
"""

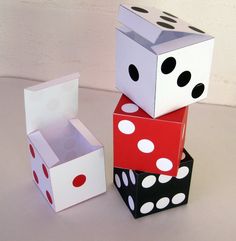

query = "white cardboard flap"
[118,4,208,44]
[69,119,102,147]
[28,131,60,168]
[24,73,79,134]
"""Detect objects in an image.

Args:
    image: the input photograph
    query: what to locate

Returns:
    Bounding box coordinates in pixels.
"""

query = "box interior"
[127,29,191,49]
[39,120,100,165]
[119,25,212,56]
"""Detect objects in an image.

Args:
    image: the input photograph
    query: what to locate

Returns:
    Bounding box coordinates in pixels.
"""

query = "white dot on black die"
[129,170,136,185]
[176,166,189,179]
[115,174,121,188]
[128,196,135,211]
[158,174,172,183]
[122,171,129,186]
[172,193,186,205]
[181,152,186,160]
[156,197,170,209]
[140,202,154,214]
[142,175,157,188]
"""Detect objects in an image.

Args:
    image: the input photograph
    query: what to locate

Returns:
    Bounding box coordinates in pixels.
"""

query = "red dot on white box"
[42,164,49,178]
[33,171,39,184]
[29,144,35,158]
[46,190,53,204]
[72,174,86,188]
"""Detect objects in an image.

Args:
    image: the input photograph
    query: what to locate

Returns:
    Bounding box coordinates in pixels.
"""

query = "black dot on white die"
[189,26,205,34]
[177,71,191,87]
[160,16,177,23]
[192,83,205,98]
[156,21,175,29]
[131,6,149,13]
[128,64,139,81]
[161,57,176,74]
[163,11,178,18]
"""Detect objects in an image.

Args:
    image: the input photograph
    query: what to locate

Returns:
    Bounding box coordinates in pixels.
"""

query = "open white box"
[116,4,214,118]
[24,73,106,212]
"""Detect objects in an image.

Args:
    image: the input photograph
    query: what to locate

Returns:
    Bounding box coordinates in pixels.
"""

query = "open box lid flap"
[69,119,102,147]
[24,73,79,134]
[118,4,209,44]
[28,131,60,167]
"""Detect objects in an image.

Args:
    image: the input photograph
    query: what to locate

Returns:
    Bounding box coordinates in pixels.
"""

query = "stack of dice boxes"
[113,5,214,218]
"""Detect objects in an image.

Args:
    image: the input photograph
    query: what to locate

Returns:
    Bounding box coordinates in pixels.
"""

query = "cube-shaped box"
[24,73,106,212]
[114,149,194,219]
[113,94,188,176]
[116,4,214,118]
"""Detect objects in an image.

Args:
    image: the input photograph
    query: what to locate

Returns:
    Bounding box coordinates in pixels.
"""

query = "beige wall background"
[0,0,235,106]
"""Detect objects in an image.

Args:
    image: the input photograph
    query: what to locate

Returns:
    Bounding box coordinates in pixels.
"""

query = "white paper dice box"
[116,4,214,118]
[24,73,106,212]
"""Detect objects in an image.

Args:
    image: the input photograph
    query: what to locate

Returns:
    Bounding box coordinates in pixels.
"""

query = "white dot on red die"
[156,158,173,171]
[156,197,170,209]
[128,195,135,210]
[137,139,155,153]
[121,103,139,113]
[172,193,186,205]
[129,170,136,185]
[140,202,154,214]
[122,171,128,186]
[158,174,172,183]
[142,175,156,188]
[176,166,189,179]
[118,120,135,134]
[181,152,186,160]
[115,174,121,188]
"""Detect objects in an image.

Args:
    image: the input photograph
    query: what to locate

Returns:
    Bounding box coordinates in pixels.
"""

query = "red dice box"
[113,95,188,176]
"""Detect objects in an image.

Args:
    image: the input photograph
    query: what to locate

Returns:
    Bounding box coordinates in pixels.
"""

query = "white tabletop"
[0,78,235,241]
